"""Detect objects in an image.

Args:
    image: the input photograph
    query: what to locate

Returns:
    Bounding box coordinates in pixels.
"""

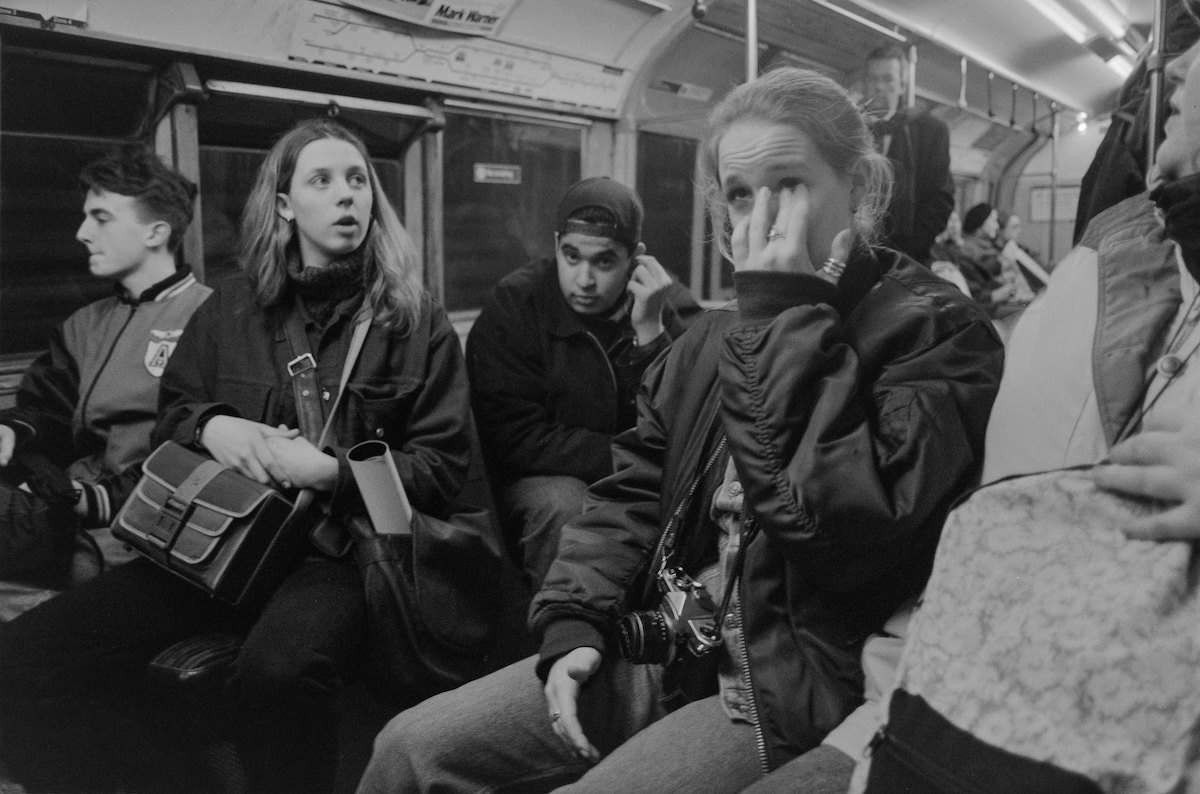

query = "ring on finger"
[767,226,786,241]
[550,711,561,723]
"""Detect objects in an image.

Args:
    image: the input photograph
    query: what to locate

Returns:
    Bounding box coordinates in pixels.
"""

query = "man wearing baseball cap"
[467,177,701,587]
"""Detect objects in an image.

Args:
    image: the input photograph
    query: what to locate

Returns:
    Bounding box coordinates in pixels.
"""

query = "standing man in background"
[863,44,955,264]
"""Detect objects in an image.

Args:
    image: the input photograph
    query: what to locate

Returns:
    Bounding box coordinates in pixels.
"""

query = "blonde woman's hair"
[698,67,893,261]
[239,117,424,331]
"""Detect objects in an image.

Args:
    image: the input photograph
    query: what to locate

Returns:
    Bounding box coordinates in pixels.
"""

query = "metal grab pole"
[1146,0,1168,175]
[746,0,758,82]
[1049,106,1059,264]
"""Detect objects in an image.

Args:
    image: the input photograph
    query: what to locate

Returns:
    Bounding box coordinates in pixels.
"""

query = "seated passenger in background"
[466,177,700,586]
[357,66,1001,794]
[960,202,1034,340]
[995,209,1050,291]
[927,210,974,296]
[0,149,207,618]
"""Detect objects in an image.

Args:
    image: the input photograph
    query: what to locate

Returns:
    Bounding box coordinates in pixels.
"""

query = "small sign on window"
[473,163,522,185]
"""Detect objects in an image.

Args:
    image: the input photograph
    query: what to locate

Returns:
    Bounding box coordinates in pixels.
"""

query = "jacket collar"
[115,265,193,305]
[1091,195,1181,446]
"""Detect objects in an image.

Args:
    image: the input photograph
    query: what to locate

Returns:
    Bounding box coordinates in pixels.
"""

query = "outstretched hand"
[730,185,852,277]
[543,647,603,763]
[1093,409,1200,541]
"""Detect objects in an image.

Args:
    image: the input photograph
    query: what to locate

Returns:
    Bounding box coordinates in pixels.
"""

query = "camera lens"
[616,610,672,664]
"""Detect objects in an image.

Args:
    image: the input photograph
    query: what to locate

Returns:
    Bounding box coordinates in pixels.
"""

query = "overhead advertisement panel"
[290,1,629,115]
[336,0,513,37]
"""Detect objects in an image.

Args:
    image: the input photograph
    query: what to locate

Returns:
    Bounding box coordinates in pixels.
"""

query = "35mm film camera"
[616,567,723,665]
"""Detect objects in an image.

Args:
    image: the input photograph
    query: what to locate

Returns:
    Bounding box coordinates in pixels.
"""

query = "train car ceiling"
[0,0,1159,394]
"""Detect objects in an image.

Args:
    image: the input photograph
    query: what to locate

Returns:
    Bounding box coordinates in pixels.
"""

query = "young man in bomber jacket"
[0,148,209,614]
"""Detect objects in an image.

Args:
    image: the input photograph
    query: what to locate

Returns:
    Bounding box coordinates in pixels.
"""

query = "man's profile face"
[865,57,905,115]
[555,231,634,316]
[76,189,157,283]
[1158,37,1200,180]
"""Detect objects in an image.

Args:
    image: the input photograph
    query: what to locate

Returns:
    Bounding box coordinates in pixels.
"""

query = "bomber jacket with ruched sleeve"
[530,247,1004,772]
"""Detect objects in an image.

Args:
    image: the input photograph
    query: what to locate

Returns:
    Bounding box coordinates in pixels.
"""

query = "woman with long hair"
[357,66,1003,794]
[0,117,473,794]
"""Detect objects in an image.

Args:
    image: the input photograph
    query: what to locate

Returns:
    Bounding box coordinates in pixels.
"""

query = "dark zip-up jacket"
[155,276,471,521]
[531,248,1003,771]
[466,257,702,486]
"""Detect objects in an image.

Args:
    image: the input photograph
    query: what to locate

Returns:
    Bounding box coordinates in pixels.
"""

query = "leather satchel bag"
[112,308,369,607]
[112,441,312,606]
[860,467,1200,794]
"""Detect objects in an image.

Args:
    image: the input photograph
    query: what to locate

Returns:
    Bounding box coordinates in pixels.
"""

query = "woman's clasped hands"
[199,415,338,491]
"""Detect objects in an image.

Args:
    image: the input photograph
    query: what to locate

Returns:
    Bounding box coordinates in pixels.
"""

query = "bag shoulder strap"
[281,308,371,449]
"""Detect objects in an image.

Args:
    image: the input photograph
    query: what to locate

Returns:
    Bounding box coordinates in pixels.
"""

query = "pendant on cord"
[1158,354,1186,377]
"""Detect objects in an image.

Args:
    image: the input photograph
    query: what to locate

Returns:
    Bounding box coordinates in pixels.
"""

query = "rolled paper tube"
[347,440,413,535]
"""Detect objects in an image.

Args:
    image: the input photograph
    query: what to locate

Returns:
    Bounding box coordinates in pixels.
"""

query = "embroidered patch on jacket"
[145,329,183,377]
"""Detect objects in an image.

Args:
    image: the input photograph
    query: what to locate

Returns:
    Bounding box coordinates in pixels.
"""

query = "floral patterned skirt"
[879,467,1200,794]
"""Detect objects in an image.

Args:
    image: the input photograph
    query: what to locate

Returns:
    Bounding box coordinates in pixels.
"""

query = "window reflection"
[442,112,581,312]
[636,132,697,289]
[0,51,154,360]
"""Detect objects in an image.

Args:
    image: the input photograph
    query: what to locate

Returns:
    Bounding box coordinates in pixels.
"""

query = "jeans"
[501,476,588,588]
[0,556,365,794]
[739,745,856,794]
[356,654,765,794]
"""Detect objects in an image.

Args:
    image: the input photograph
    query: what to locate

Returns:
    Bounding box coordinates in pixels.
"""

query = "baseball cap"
[555,177,643,251]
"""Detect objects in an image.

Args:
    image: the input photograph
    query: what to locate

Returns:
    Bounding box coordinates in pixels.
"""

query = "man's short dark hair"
[866,44,908,67]
[80,148,197,254]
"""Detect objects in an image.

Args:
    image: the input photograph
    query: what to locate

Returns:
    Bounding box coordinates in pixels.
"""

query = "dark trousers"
[0,555,365,794]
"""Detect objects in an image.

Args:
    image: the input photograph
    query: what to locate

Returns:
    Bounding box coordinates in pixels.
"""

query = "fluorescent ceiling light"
[1106,54,1134,79]
[1022,0,1091,43]
[1076,0,1129,40]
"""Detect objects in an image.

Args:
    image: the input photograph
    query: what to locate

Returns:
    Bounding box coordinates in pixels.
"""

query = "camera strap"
[653,433,728,576]
[711,511,760,636]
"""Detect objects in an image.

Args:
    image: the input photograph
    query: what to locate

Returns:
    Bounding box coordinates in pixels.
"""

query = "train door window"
[441,108,583,312]
[0,48,156,362]
[636,132,697,289]
[196,83,433,286]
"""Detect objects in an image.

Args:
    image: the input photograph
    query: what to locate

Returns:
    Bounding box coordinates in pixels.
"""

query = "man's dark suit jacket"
[879,109,954,264]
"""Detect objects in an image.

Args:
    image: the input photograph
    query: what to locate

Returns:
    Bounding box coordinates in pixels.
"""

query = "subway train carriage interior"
[0,0,1191,792]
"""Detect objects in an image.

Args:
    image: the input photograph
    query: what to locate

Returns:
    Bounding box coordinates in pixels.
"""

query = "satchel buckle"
[287,353,316,377]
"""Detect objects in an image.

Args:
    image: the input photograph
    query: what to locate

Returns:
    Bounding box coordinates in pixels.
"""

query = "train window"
[0,49,155,361]
[442,110,583,312]
[636,132,698,288]
[197,84,431,285]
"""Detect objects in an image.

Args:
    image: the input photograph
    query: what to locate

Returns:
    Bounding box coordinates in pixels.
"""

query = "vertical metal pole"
[958,55,968,109]
[746,0,758,81]
[907,43,917,109]
[1146,0,1168,175]
[1049,106,1059,264]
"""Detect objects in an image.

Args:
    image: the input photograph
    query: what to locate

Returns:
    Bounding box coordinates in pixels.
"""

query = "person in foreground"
[467,177,700,587]
[0,118,472,794]
[752,15,1200,793]
[356,66,1002,794]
